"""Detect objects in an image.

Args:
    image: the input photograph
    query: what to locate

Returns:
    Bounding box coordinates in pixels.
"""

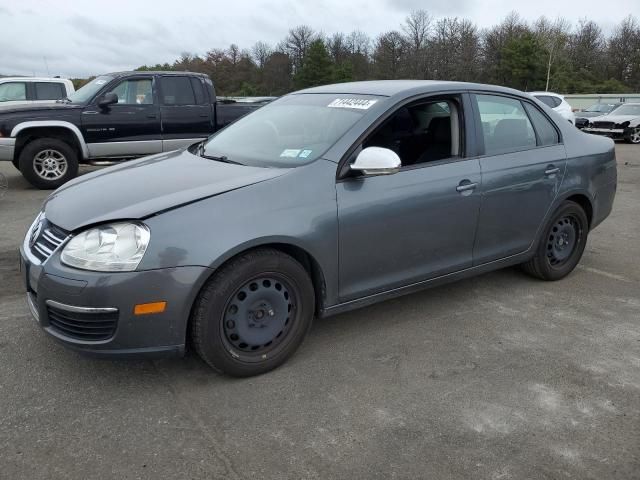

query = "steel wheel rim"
[33,149,68,180]
[546,214,581,267]
[631,127,640,144]
[221,274,297,360]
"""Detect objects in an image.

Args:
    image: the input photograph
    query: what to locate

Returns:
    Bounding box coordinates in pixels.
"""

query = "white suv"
[0,77,75,106]
[530,91,576,125]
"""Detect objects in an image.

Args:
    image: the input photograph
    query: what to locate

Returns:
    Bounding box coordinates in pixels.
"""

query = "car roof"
[294,80,527,98]
[529,91,563,98]
[105,71,209,78]
[0,77,70,82]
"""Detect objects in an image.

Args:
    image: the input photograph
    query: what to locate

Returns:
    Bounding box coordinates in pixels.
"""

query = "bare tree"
[284,25,317,72]
[373,31,406,79]
[251,41,272,69]
[534,16,571,91]
[401,9,432,78]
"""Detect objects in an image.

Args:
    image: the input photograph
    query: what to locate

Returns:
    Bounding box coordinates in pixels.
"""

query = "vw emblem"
[29,219,43,247]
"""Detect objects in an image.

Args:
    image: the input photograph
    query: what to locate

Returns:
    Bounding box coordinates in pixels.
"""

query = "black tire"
[191,248,315,377]
[11,158,19,170]
[521,201,589,281]
[624,126,640,144]
[18,138,79,189]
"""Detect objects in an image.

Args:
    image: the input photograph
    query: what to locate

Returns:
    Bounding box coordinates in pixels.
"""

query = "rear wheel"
[191,248,315,377]
[624,126,640,144]
[521,201,589,281]
[19,138,79,189]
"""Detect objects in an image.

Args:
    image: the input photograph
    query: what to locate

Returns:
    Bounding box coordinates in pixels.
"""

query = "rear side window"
[35,82,65,100]
[160,76,196,105]
[190,78,206,104]
[0,82,26,101]
[476,94,536,155]
[524,103,560,146]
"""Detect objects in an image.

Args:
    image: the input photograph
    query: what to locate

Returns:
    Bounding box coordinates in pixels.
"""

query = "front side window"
[202,93,383,167]
[523,103,560,146]
[362,99,460,166]
[35,82,65,100]
[160,76,196,105]
[0,82,27,102]
[108,79,153,105]
[476,94,536,155]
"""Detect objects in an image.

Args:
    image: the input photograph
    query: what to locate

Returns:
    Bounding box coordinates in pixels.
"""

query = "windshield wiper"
[197,143,241,164]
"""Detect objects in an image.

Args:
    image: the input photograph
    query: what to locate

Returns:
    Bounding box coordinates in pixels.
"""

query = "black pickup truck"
[0,71,264,188]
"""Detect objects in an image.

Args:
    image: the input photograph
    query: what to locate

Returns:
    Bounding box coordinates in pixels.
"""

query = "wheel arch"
[563,192,594,227]
[12,121,88,161]
[184,240,328,347]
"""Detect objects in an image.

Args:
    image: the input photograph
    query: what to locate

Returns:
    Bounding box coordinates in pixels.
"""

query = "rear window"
[34,82,65,100]
[0,82,26,102]
[535,95,561,108]
[476,94,536,155]
[190,78,206,105]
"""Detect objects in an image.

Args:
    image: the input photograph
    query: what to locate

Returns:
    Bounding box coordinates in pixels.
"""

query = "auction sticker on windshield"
[328,98,378,110]
[280,149,301,158]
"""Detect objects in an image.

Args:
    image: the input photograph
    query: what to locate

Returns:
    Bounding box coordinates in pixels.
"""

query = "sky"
[0,0,634,78]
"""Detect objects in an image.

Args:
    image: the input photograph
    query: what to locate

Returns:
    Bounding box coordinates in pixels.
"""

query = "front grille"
[47,304,118,341]
[592,121,615,129]
[30,219,68,263]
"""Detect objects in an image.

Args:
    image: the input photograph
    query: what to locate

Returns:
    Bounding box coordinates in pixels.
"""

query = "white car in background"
[0,77,75,106]
[530,91,576,125]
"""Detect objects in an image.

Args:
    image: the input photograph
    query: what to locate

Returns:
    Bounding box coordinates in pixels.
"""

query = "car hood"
[44,149,290,231]
[577,111,607,118]
[0,102,82,115]
[592,114,639,124]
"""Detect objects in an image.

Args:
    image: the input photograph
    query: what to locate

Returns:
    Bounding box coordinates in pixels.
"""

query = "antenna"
[43,56,50,77]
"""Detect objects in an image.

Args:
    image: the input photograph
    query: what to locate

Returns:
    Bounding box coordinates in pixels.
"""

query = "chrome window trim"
[45,299,118,314]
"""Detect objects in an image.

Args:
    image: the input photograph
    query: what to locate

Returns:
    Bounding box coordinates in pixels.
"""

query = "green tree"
[499,32,546,90]
[294,39,333,89]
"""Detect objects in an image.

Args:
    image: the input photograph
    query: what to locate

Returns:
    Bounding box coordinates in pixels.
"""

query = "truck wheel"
[521,201,589,281]
[191,248,315,377]
[624,127,640,144]
[18,138,79,189]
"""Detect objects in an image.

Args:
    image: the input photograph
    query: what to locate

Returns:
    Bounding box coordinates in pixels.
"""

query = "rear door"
[471,93,567,265]
[81,75,162,157]
[158,75,213,151]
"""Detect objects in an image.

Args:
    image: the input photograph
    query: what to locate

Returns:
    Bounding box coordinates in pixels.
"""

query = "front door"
[81,76,161,158]
[337,96,481,302]
[471,93,567,265]
[158,75,213,151]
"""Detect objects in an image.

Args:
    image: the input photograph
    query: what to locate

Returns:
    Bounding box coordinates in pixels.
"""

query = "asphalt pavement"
[0,145,638,479]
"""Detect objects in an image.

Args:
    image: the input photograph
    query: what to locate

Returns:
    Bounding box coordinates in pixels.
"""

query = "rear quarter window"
[524,103,560,146]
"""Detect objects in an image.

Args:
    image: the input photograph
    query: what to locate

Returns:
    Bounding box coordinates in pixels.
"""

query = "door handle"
[147,114,157,119]
[199,114,209,118]
[545,166,560,176]
[456,181,478,193]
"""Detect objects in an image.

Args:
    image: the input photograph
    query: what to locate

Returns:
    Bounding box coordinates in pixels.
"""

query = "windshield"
[66,75,114,103]
[585,103,618,113]
[202,93,383,167]
[612,104,640,116]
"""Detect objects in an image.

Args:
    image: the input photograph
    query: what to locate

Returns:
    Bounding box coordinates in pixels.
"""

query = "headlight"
[61,222,150,272]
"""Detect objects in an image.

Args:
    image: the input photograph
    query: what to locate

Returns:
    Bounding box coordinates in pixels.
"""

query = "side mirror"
[97,92,118,108]
[350,147,401,176]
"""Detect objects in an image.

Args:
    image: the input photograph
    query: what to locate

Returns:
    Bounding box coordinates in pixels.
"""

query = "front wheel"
[624,127,640,144]
[18,138,79,189]
[521,201,589,281]
[191,248,315,377]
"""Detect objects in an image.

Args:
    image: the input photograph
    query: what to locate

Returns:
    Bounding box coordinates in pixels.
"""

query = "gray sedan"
[20,81,617,377]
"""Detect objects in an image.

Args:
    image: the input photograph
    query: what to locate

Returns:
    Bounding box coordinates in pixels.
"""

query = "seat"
[414,116,452,164]
[490,119,533,151]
